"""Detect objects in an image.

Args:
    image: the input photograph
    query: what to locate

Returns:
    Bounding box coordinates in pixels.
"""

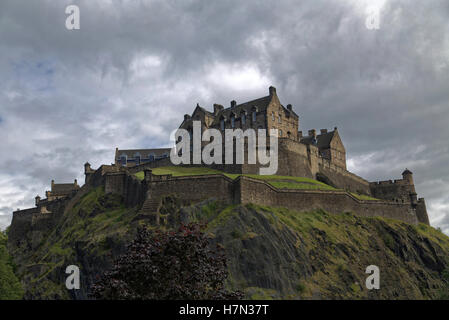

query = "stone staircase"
[139,196,161,215]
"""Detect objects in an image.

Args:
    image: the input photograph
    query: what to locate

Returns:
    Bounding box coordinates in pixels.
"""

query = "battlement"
[369,178,410,186]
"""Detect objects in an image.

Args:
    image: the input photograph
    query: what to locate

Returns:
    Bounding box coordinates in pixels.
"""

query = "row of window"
[118,153,169,165]
[220,111,257,130]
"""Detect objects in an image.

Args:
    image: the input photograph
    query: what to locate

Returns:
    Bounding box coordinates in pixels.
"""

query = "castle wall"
[416,198,430,225]
[317,160,371,195]
[8,208,36,247]
[104,172,145,207]
[147,174,236,205]
[369,179,415,202]
[238,176,418,225]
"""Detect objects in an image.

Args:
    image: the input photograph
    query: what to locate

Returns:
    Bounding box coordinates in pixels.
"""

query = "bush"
[90,223,242,300]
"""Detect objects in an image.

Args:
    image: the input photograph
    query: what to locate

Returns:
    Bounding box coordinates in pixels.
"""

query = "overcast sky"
[0,0,448,233]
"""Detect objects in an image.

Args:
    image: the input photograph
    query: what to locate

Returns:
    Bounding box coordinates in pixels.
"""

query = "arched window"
[272,112,275,121]
[252,110,257,122]
[220,117,225,131]
[231,114,235,128]
[278,115,282,123]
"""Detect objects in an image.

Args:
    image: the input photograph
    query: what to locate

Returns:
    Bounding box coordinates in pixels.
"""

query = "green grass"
[135,166,337,191]
[350,193,379,201]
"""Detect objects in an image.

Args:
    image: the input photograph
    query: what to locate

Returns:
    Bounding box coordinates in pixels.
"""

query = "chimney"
[308,129,316,138]
[35,195,41,207]
[320,129,328,134]
[287,104,292,111]
[51,179,55,188]
[74,179,78,186]
[298,131,303,138]
[184,114,191,121]
[230,100,237,108]
[269,86,276,96]
[213,104,224,115]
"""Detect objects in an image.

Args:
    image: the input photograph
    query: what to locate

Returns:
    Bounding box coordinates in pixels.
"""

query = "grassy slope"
[186,202,449,299]
[134,166,375,198]
[0,231,24,299]
[10,187,449,300]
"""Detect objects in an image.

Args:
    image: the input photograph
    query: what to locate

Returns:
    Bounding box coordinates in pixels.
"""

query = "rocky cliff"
[7,185,449,299]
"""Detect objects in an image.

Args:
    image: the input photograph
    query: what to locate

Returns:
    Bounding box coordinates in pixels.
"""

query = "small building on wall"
[44,179,80,201]
[115,147,171,167]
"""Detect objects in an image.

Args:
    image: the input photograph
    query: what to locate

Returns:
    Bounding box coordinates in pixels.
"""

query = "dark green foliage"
[0,231,24,299]
[90,223,243,300]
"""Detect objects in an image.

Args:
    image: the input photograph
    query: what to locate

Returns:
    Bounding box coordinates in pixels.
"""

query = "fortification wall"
[369,179,415,202]
[147,174,236,205]
[8,208,37,247]
[416,198,430,225]
[238,176,418,225]
[317,160,371,195]
[104,172,145,207]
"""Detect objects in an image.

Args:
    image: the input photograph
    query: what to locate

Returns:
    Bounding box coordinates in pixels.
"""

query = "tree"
[90,223,242,300]
[0,231,24,300]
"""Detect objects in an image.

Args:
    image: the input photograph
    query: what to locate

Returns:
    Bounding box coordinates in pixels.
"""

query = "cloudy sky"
[0,0,448,232]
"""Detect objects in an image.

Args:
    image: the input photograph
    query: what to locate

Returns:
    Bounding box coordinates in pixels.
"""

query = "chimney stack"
[298,131,303,138]
[269,86,276,96]
[287,104,292,111]
[184,114,191,121]
[230,100,237,108]
[308,129,316,138]
[35,195,41,207]
[320,129,328,134]
[213,104,224,115]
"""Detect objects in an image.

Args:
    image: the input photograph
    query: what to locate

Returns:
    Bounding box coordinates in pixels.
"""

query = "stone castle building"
[8,86,430,248]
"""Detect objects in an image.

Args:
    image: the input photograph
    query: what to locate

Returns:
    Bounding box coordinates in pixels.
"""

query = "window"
[272,112,275,121]
[220,118,225,131]
[231,114,235,128]
[279,129,282,137]
[134,153,141,165]
[120,155,127,166]
[278,115,282,123]
[149,154,155,161]
[241,113,246,125]
[252,111,257,122]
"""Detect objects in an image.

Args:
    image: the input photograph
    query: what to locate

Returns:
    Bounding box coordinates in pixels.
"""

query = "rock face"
[7,188,449,299]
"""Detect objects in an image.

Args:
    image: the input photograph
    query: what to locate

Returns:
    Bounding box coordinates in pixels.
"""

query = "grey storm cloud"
[0,0,448,232]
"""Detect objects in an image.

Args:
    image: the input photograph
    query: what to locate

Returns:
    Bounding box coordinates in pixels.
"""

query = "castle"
[8,86,430,247]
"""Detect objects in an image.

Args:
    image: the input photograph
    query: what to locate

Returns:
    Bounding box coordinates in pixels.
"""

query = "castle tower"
[402,168,418,204]
[84,162,94,184]
[402,168,414,185]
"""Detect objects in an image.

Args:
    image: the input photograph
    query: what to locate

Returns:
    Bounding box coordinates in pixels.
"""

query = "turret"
[35,195,41,207]
[84,162,94,184]
[402,168,418,204]
[402,168,414,185]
